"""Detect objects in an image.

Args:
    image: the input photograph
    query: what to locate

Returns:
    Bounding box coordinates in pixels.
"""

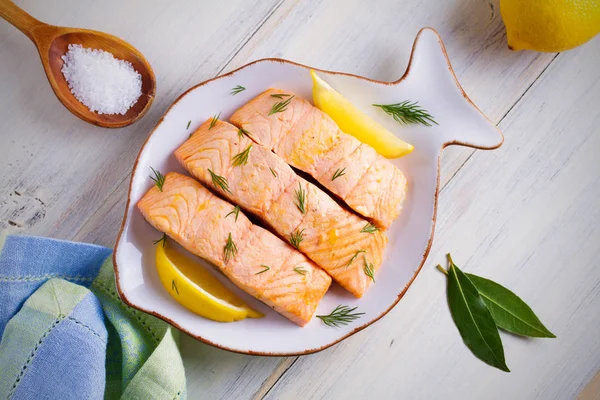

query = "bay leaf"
[447,263,510,372]
[466,273,556,338]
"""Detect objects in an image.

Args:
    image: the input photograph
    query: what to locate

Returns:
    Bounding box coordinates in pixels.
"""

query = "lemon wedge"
[155,240,262,322]
[310,69,414,159]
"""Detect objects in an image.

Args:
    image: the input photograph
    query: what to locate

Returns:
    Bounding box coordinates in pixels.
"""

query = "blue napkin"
[0,234,186,399]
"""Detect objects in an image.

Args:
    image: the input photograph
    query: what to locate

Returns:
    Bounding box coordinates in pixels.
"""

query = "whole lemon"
[500,0,600,52]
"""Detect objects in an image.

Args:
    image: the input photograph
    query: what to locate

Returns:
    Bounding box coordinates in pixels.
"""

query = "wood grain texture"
[2,0,599,399]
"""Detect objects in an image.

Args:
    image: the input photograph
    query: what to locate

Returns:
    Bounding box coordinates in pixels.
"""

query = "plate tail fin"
[400,28,504,150]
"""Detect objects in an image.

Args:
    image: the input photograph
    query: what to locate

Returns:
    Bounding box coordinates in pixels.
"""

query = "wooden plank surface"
[1,0,598,399]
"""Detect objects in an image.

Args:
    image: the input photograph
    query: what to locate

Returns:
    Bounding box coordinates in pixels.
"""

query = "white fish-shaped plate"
[114,28,503,355]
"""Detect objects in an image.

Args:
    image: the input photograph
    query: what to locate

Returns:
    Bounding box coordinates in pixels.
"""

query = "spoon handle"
[0,0,45,42]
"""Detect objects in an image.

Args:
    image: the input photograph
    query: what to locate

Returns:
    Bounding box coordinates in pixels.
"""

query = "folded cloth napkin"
[0,234,186,400]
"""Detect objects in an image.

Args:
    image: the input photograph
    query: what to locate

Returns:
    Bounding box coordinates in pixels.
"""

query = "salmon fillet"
[137,172,331,326]
[175,120,387,298]
[230,88,407,230]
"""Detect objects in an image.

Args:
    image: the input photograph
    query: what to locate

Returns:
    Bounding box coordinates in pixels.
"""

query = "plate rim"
[113,27,504,356]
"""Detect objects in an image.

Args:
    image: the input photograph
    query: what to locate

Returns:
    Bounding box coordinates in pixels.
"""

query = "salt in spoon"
[0,0,156,128]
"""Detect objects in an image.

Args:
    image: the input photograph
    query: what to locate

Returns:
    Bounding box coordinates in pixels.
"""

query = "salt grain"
[61,44,142,115]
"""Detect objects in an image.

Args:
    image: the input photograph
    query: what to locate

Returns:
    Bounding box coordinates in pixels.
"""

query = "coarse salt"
[61,44,142,115]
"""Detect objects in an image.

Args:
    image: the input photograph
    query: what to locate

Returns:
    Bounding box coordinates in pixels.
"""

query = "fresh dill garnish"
[317,305,365,328]
[256,265,270,275]
[269,167,277,178]
[294,266,307,275]
[209,112,221,130]
[360,222,378,234]
[373,101,437,126]
[347,250,366,267]
[172,279,179,295]
[224,233,238,263]
[268,95,295,116]
[208,169,231,194]
[363,256,375,283]
[225,205,240,221]
[331,168,346,181]
[294,182,306,214]
[270,93,291,99]
[290,229,305,249]
[152,233,167,247]
[186,120,191,129]
[232,145,253,167]
[237,127,252,139]
[230,85,246,95]
[150,167,166,192]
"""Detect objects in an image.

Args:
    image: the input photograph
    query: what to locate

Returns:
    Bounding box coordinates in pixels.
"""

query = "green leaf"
[466,273,555,338]
[446,260,510,372]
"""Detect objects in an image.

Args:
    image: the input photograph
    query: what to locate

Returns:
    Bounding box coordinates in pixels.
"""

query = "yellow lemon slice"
[155,240,262,322]
[310,69,414,159]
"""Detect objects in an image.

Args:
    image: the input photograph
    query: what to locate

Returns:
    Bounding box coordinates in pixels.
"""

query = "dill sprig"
[269,167,277,178]
[317,305,365,328]
[331,168,346,181]
[373,101,437,126]
[294,182,306,214]
[290,229,305,249]
[186,120,191,129]
[270,93,291,99]
[363,256,375,283]
[150,167,166,192]
[256,265,270,275]
[225,205,240,221]
[238,127,252,139]
[224,233,238,263]
[347,250,366,267]
[360,222,378,234]
[208,169,231,194]
[268,95,295,115]
[230,85,246,95]
[209,112,221,130]
[152,233,167,247]
[294,266,307,275]
[232,145,253,167]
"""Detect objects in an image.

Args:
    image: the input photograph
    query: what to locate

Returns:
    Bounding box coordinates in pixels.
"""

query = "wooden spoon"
[0,0,156,128]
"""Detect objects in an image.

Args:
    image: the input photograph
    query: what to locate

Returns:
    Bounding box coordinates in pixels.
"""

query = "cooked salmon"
[175,120,387,298]
[230,89,407,230]
[137,172,331,326]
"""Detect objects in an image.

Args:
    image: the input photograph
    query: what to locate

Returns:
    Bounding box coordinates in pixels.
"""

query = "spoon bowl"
[45,30,156,128]
[0,0,155,128]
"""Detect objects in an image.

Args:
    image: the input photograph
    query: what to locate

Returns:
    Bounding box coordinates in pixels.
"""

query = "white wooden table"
[1,1,599,399]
